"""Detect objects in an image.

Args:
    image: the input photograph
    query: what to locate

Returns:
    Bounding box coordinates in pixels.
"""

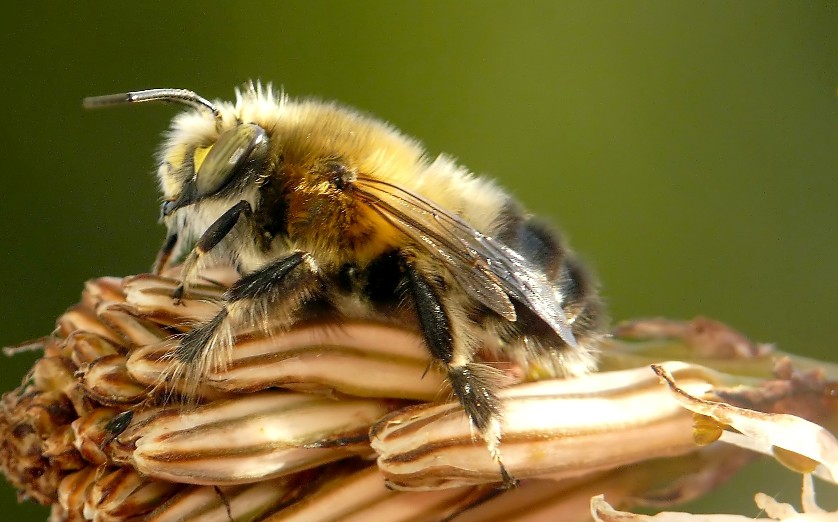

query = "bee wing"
[355,177,577,348]
[357,180,516,319]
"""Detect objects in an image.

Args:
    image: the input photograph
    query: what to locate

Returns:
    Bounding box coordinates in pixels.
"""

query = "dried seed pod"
[127,322,448,401]
[122,275,224,325]
[144,470,314,522]
[82,354,147,406]
[84,467,182,521]
[262,465,492,522]
[2,272,837,521]
[57,467,98,519]
[96,305,173,348]
[57,305,124,346]
[122,391,396,484]
[67,333,122,368]
[71,408,126,466]
[371,362,722,490]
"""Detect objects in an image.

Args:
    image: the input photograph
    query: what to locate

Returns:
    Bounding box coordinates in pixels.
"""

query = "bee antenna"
[83,88,223,126]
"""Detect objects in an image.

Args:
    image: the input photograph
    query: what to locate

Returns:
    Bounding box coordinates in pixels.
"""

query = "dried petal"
[653,364,838,484]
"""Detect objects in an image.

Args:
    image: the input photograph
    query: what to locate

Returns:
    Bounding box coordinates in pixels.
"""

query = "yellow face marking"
[193,146,212,174]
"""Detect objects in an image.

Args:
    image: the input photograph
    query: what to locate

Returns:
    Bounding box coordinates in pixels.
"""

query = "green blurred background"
[1,2,836,519]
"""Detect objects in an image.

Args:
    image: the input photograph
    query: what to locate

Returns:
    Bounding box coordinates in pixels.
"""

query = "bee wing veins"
[356,177,577,348]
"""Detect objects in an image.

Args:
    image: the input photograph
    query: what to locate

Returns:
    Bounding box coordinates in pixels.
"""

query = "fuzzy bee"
[84,83,603,486]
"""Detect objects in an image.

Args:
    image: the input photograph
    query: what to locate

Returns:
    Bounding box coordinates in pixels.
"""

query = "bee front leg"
[173,200,254,303]
[165,251,321,398]
[402,260,517,488]
[152,232,179,275]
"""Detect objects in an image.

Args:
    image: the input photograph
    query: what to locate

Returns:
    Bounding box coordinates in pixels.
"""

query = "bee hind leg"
[402,260,517,488]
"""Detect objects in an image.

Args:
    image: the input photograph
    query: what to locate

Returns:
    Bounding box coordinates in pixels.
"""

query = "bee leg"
[152,232,178,275]
[168,251,319,397]
[172,200,253,303]
[403,262,517,488]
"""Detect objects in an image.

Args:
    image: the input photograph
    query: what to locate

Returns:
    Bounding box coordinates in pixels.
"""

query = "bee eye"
[196,123,269,197]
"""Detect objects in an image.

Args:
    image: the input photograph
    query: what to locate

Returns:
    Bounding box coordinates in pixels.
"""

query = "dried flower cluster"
[1,270,837,521]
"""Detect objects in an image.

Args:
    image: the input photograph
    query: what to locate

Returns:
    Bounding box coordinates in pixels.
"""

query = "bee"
[83,83,603,486]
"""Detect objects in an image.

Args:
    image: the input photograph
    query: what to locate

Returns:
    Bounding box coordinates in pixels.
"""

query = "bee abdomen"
[557,254,603,339]
[490,215,603,375]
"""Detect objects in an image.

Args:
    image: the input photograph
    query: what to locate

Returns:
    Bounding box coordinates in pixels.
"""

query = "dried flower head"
[1,271,837,521]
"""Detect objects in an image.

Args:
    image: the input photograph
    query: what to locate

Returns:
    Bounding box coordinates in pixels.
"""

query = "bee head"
[83,83,430,262]
[84,86,275,220]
